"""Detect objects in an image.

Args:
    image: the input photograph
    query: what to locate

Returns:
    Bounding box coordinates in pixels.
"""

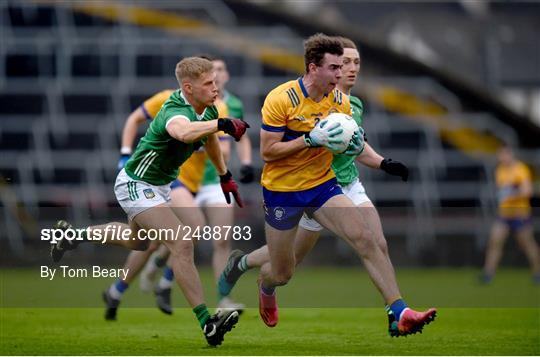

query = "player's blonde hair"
[175,57,213,82]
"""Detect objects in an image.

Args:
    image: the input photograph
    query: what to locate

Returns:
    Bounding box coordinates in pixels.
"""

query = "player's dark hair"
[303,33,343,73]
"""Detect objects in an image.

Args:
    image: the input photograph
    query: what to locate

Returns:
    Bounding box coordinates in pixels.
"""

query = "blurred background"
[1,0,539,269]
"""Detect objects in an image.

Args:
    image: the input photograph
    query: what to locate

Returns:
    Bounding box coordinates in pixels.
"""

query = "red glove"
[217,118,250,141]
[219,170,244,207]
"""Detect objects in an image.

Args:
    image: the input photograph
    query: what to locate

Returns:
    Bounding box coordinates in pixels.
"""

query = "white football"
[321,112,358,154]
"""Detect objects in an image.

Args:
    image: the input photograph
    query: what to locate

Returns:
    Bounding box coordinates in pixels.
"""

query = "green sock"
[193,304,210,329]
[155,256,166,268]
[238,255,249,272]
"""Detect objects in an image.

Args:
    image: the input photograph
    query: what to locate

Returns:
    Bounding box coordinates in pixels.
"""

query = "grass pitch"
[1,267,539,355]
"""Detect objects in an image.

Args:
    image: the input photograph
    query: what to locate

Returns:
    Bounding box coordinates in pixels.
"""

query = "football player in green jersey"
[103,56,248,321]
[50,57,248,346]
[218,36,436,337]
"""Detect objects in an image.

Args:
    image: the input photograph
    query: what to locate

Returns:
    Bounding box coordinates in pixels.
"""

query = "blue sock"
[389,299,408,320]
[163,267,174,281]
[115,279,129,293]
[260,284,275,295]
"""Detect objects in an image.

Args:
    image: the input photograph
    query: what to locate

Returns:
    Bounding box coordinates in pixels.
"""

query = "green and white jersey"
[125,90,219,186]
[331,95,364,186]
[223,91,244,120]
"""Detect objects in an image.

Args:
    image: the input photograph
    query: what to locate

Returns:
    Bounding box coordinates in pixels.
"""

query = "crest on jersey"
[273,207,285,220]
[143,188,155,199]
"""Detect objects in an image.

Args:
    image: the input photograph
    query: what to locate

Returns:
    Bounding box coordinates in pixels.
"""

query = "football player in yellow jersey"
[481,144,540,284]
[252,33,435,335]
[105,57,248,320]
[217,37,418,334]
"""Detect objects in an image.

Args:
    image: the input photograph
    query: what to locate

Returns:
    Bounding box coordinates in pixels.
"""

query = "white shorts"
[195,183,230,207]
[299,178,371,232]
[115,169,171,221]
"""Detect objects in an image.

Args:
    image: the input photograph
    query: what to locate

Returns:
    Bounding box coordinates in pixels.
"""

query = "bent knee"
[273,269,294,286]
[350,231,378,254]
[167,240,194,258]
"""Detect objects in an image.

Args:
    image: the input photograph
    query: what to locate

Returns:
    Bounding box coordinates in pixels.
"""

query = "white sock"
[108,284,123,300]
[158,276,172,290]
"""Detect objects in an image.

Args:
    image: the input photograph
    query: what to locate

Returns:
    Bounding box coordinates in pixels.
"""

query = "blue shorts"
[499,216,531,232]
[263,178,343,230]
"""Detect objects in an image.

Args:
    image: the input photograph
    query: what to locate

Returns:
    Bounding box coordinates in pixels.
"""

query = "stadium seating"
[0,1,536,265]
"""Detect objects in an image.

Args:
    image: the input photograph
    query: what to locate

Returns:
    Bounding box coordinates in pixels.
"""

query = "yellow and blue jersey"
[261,78,351,192]
[141,90,175,119]
[496,161,531,218]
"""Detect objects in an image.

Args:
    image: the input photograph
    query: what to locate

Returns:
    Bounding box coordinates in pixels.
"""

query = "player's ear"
[308,62,318,74]
[182,81,192,95]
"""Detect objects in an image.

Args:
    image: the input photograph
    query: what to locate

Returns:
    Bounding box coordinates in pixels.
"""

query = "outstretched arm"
[166,116,219,144]
[356,142,384,169]
[357,142,409,181]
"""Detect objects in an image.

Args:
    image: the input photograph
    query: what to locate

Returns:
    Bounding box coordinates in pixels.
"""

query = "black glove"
[217,118,250,142]
[380,158,409,182]
[239,165,255,184]
[219,170,244,207]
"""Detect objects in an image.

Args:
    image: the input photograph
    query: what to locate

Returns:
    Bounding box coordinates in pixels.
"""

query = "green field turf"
[1,267,539,355]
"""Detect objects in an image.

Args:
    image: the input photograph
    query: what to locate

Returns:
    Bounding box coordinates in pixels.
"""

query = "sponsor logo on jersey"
[273,207,285,220]
[143,188,155,199]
